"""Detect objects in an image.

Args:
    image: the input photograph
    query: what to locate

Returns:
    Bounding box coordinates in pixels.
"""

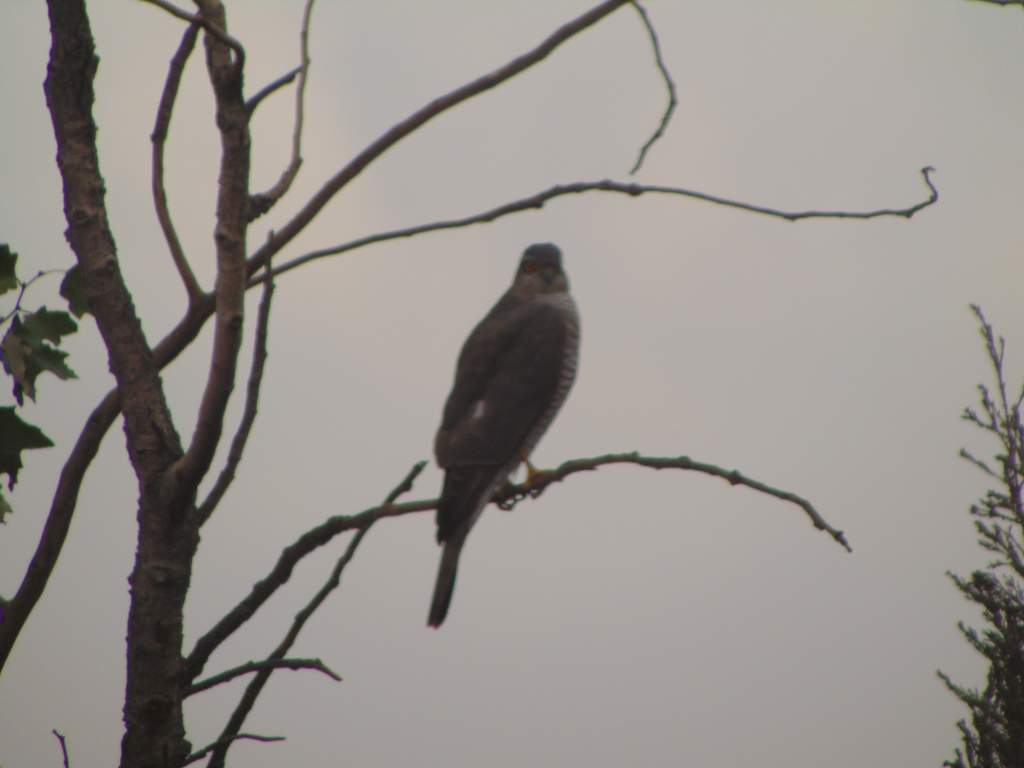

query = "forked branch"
[137,0,245,71]
[204,462,428,768]
[186,657,341,697]
[196,262,276,525]
[182,733,284,766]
[247,0,317,221]
[245,0,636,277]
[186,450,846,686]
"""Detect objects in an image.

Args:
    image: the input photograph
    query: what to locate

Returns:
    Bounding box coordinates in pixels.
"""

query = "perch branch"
[151,22,203,303]
[629,2,677,175]
[186,448,845,684]
[500,451,851,552]
[205,462,427,768]
[245,0,635,277]
[186,656,341,697]
[182,733,284,766]
[253,168,939,285]
[196,262,275,525]
[247,0,316,222]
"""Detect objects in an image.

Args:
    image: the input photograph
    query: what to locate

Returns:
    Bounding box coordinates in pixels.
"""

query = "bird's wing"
[435,298,569,469]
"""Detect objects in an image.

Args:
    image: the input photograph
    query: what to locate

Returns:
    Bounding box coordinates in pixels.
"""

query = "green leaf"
[0,406,53,491]
[1,329,29,405]
[22,307,77,344]
[0,245,17,296]
[26,343,76,382]
[59,265,90,318]
[0,317,77,403]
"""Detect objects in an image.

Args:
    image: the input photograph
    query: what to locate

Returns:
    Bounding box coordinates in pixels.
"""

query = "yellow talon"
[520,452,541,486]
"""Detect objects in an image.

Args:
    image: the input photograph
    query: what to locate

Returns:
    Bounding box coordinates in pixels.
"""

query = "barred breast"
[518,291,580,463]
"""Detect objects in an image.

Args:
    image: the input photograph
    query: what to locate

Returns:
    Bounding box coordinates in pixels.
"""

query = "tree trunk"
[44,2,195,765]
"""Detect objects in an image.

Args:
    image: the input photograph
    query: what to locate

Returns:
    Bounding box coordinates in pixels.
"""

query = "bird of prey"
[429,243,580,628]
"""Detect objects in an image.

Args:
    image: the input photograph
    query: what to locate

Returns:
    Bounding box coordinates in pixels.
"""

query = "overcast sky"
[3,1,1024,766]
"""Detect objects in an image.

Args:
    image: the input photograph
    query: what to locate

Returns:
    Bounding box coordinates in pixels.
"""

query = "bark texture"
[43,2,196,766]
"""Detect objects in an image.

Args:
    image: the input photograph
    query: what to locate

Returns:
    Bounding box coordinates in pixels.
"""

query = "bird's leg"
[519,451,541,487]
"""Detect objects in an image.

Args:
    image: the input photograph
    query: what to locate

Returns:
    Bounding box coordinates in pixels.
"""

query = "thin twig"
[195,262,275,525]
[186,657,341,697]
[628,2,677,175]
[151,22,203,302]
[206,529,368,768]
[206,462,427,768]
[184,461,429,682]
[136,0,245,71]
[52,729,69,768]
[182,733,284,766]
[0,269,66,326]
[245,66,301,115]
[252,168,939,286]
[247,0,316,221]
[245,0,635,278]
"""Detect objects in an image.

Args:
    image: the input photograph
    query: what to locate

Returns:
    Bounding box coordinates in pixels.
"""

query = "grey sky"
[2,1,1023,766]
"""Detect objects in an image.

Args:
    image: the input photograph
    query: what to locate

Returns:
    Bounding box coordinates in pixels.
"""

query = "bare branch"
[52,729,69,768]
[245,0,635,277]
[628,2,677,175]
[186,657,341,697]
[187,446,844,685]
[245,66,300,115]
[500,451,851,552]
[182,733,284,766]
[0,387,119,671]
[254,168,940,286]
[206,462,426,768]
[206,529,367,768]
[171,0,251,497]
[247,0,316,222]
[136,0,245,71]
[151,22,203,303]
[184,461,429,681]
[196,263,275,524]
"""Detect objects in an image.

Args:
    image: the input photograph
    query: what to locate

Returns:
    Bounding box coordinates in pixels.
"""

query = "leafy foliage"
[59,265,90,318]
[941,306,1024,768]
[0,243,84,521]
[0,407,53,523]
[0,245,17,296]
[2,313,78,404]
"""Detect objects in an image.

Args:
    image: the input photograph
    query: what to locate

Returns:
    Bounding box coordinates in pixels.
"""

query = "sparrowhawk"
[429,243,580,627]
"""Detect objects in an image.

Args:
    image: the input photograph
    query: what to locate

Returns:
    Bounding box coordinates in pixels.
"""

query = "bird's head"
[512,242,569,296]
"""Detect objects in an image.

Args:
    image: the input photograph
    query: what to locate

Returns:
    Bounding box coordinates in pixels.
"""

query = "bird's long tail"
[428,536,464,628]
